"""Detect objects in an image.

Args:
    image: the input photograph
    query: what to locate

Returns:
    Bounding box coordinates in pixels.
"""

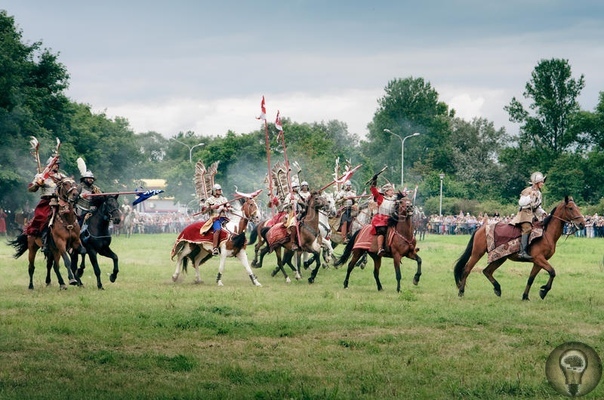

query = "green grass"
[1,232,603,399]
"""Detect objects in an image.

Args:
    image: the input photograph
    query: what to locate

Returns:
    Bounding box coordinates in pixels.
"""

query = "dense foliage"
[2,10,604,219]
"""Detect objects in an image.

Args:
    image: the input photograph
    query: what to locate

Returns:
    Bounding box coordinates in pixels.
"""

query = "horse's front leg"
[60,251,79,286]
[392,254,402,293]
[236,248,261,286]
[308,250,322,284]
[411,254,422,285]
[52,253,68,291]
[373,256,383,291]
[343,250,363,289]
[98,247,119,283]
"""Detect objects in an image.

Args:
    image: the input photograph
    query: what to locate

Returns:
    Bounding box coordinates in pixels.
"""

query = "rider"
[369,177,397,256]
[335,180,356,243]
[510,171,547,260]
[25,157,66,249]
[202,183,231,255]
[299,181,311,202]
[285,180,307,250]
[75,170,102,233]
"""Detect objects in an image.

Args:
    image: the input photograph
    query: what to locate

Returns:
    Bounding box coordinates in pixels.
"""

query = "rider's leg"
[340,221,348,242]
[517,222,532,260]
[212,230,221,255]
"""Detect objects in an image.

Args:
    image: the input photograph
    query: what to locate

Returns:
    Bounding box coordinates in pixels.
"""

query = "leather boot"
[340,221,348,243]
[377,234,385,256]
[212,230,220,255]
[517,233,532,260]
[289,228,299,250]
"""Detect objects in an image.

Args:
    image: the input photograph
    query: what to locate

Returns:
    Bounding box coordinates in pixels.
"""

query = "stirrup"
[517,251,532,260]
[212,247,219,255]
[377,248,385,256]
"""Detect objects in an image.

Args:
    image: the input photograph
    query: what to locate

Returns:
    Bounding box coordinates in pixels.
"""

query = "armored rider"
[25,157,66,249]
[75,169,102,232]
[369,177,397,256]
[202,183,231,255]
[335,180,356,243]
[510,171,547,260]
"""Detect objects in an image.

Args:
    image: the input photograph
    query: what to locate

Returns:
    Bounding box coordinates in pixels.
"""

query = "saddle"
[173,220,228,245]
[485,221,544,263]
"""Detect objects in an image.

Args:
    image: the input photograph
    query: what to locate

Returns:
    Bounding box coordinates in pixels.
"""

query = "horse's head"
[321,192,338,217]
[57,178,79,203]
[96,195,122,225]
[242,197,260,224]
[396,197,414,218]
[559,196,586,232]
[310,191,327,210]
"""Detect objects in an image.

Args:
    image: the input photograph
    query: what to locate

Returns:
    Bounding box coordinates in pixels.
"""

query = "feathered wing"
[194,160,220,202]
[77,157,87,176]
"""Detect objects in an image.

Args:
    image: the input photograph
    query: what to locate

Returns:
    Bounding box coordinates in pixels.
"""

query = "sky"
[3,1,604,139]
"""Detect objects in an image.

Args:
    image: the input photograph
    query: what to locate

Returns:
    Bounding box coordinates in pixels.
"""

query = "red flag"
[336,164,362,184]
[275,110,283,131]
[256,96,267,120]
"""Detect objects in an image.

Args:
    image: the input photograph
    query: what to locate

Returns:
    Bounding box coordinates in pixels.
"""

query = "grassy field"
[1,232,603,399]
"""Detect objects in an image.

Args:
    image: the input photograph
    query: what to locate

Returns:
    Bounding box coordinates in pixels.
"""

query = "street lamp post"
[170,138,205,163]
[439,173,445,216]
[383,129,420,188]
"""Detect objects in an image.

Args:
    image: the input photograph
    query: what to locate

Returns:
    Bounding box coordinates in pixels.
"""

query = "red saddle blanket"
[266,222,290,250]
[485,222,543,263]
[173,220,228,244]
[352,225,396,254]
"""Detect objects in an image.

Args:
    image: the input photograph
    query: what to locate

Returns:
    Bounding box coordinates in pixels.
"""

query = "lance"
[191,189,263,217]
[82,191,140,198]
[364,165,388,186]
[319,164,362,192]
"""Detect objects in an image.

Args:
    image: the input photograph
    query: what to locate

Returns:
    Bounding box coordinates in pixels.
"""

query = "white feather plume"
[77,157,87,176]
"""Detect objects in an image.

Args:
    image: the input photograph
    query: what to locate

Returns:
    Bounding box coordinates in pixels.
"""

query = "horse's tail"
[249,226,258,245]
[7,233,28,259]
[453,231,476,285]
[233,232,246,250]
[333,230,360,267]
[170,240,186,261]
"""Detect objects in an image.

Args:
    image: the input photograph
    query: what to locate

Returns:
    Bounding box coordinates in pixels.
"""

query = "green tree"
[505,58,585,161]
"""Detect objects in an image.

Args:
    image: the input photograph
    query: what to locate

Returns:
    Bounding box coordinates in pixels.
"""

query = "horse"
[171,195,262,286]
[326,197,373,269]
[120,204,136,238]
[265,191,328,283]
[413,210,429,241]
[335,194,422,292]
[71,194,122,289]
[8,178,81,290]
[453,196,585,300]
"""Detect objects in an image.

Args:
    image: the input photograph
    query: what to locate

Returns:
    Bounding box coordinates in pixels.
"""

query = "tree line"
[2,9,604,219]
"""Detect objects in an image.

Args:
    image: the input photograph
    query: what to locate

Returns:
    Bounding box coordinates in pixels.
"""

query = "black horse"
[71,195,122,289]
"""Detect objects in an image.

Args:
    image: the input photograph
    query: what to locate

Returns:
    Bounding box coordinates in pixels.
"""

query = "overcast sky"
[3,1,604,139]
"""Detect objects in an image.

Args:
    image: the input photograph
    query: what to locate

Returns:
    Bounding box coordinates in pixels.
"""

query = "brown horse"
[171,196,262,286]
[265,191,327,283]
[453,196,585,300]
[335,194,422,292]
[8,178,81,290]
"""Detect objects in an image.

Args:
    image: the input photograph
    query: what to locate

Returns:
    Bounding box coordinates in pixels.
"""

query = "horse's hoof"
[539,290,547,300]
[69,279,78,286]
[522,295,530,301]
[270,270,278,277]
[308,278,314,284]
[458,291,464,298]
[253,281,262,287]
[172,275,178,282]
[285,277,291,284]
[98,286,104,291]
[109,274,117,283]
[217,281,224,287]
[59,285,68,291]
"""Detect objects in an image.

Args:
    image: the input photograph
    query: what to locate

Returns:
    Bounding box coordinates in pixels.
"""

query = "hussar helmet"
[80,171,95,181]
[213,184,222,190]
[529,172,546,185]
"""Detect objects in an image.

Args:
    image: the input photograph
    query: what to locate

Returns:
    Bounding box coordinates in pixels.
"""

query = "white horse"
[171,195,262,286]
[120,204,136,238]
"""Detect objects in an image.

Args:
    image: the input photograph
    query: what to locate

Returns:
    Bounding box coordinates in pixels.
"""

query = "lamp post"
[383,129,420,188]
[439,173,445,216]
[170,138,205,163]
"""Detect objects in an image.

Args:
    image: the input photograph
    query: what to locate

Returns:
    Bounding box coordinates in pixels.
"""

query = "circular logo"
[546,342,602,397]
